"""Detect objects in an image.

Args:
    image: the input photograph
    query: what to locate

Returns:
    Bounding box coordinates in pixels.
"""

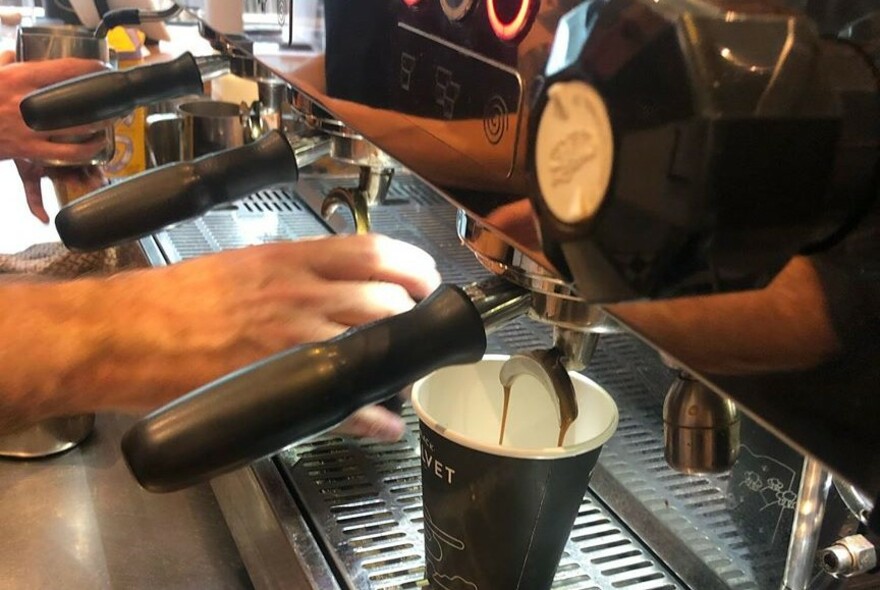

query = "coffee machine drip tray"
[145,175,829,590]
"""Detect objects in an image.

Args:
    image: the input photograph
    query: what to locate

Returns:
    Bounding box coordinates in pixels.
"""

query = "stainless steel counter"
[0,413,252,590]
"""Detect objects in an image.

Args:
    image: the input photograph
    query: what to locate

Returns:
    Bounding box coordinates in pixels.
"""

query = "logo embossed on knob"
[536,81,613,224]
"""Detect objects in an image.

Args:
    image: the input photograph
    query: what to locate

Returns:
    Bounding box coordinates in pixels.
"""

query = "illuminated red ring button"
[403,0,420,6]
[486,0,533,41]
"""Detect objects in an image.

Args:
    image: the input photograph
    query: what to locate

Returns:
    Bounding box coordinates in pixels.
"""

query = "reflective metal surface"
[16,25,115,166]
[553,328,600,371]
[461,275,531,332]
[179,100,247,160]
[835,479,875,527]
[211,461,342,590]
[153,177,862,589]
[782,459,833,590]
[165,0,880,515]
[663,373,741,475]
[0,414,95,458]
[321,184,372,234]
[0,412,250,589]
[15,25,109,62]
[198,0,563,263]
[821,534,878,579]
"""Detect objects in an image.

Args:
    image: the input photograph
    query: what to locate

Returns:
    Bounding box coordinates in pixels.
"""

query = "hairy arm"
[608,256,841,375]
[0,235,441,434]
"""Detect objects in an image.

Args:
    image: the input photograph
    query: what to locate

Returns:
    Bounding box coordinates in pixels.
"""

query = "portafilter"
[20,51,232,134]
[49,129,330,251]
[122,278,531,493]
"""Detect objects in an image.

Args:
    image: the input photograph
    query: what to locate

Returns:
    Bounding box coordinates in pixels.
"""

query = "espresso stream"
[497,351,579,448]
[498,384,576,447]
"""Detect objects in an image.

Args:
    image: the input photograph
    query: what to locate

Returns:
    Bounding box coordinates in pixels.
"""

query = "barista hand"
[14,159,106,223]
[0,234,442,440]
[0,50,108,163]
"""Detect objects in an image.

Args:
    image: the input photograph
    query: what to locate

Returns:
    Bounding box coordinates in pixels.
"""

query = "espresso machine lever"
[121,278,530,493]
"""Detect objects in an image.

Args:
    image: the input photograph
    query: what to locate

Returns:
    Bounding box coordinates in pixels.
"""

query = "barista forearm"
[608,257,840,375]
[0,236,443,435]
[0,272,224,433]
[0,277,120,432]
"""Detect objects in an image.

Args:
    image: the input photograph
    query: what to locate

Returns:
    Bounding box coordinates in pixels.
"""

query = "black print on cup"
[425,508,477,590]
[422,434,457,484]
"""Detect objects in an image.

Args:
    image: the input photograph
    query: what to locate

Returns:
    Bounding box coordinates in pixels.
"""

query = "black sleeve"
[810,208,880,353]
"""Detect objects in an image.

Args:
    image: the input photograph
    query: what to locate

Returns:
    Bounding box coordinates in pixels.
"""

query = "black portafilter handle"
[20,52,204,131]
[56,131,299,251]
[122,279,531,493]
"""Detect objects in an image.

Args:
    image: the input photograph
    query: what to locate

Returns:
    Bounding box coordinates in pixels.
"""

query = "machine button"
[535,80,613,224]
[441,0,475,21]
[486,0,536,41]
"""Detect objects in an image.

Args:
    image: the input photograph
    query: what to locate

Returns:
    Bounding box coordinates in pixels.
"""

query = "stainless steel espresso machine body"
[160,0,880,518]
[20,0,880,588]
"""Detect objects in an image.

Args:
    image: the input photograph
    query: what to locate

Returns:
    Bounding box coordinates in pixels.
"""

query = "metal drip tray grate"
[584,338,792,590]
[153,176,808,590]
[154,189,331,261]
[279,413,681,590]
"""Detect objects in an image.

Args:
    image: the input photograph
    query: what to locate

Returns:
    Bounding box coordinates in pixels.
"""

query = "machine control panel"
[398,0,537,60]
[393,0,544,178]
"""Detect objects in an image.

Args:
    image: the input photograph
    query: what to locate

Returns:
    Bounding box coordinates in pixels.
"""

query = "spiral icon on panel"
[483,95,509,145]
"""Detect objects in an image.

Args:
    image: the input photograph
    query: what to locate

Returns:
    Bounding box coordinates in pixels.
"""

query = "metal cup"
[178,100,246,160]
[144,95,200,168]
[145,99,249,167]
[15,25,115,167]
[0,415,95,459]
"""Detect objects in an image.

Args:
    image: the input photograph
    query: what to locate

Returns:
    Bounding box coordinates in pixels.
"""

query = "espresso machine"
[20,0,880,588]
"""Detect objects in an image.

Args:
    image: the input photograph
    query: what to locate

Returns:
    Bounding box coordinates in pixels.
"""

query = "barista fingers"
[0,50,109,222]
[0,51,107,162]
[0,234,442,440]
[421,432,456,484]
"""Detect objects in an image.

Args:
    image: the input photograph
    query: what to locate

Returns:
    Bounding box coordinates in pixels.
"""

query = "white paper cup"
[411,354,619,590]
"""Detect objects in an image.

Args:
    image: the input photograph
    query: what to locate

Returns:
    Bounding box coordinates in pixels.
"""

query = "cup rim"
[411,354,619,460]
[17,25,97,38]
